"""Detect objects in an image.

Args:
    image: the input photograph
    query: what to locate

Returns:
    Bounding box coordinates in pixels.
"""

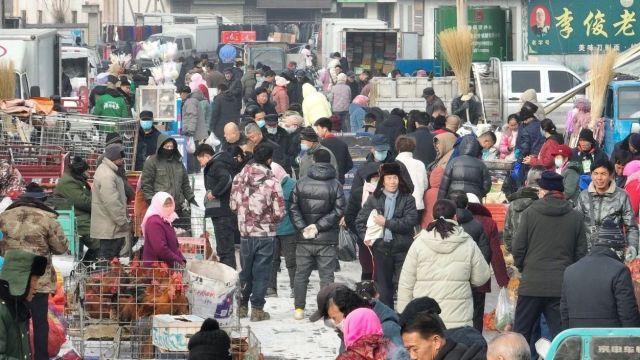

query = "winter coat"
[451,96,483,125]
[349,103,367,132]
[135,126,162,171]
[298,143,338,179]
[515,119,544,158]
[182,90,209,142]
[408,127,436,169]
[425,96,445,118]
[224,75,243,111]
[499,127,517,160]
[290,163,345,246]
[421,166,446,227]
[288,80,304,105]
[277,177,297,236]
[205,69,225,89]
[302,84,332,126]
[203,152,238,218]
[371,299,405,351]
[89,84,107,110]
[210,91,240,140]
[503,187,538,252]
[375,114,406,150]
[625,177,640,220]
[434,340,485,360]
[438,136,491,200]
[0,200,68,294]
[141,135,195,208]
[356,191,418,256]
[512,195,588,297]
[561,246,640,330]
[143,215,186,267]
[331,83,352,112]
[263,126,293,173]
[467,204,510,291]
[54,172,92,236]
[92,88,129,118]
[91,158,130,240]
[397,224,491,327]
[321,135,353,184]
[575,181,639,250]
[337,335,389,360]
[571,146,609,174]
[344,162,381,237]
[241,70,257,102]
[230,162,285,237]
[272,85,289,114]
[395,152,428,211]
[561,162,581,205]
[527,136,561,170]
[457,208,491,263]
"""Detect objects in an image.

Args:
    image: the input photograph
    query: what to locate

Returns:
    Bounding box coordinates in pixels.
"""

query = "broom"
[438,27,474,96]
[587,49,617,141]
[0,61,16,100]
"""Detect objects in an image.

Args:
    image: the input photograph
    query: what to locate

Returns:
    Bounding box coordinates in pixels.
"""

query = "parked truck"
[0,29,60,99]
[369,58,583,129]
[320,18,399,73]
[137,24,219,67]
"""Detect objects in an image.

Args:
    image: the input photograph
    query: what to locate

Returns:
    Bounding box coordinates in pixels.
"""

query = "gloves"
[302,224,318,239]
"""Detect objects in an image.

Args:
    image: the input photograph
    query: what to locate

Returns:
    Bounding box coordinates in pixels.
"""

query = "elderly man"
[423,87,445,117]
[446,115,461,134]
[222,122,244,152]
[487,332,531,360]
[244,122,286,167]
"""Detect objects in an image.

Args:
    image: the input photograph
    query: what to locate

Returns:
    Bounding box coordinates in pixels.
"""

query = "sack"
[205,131,221,148]
[187,260,238,326]
[579,174,592,190]
[187,136,196,154]
[364,209,384,245]
[495,287,516,331]
[338,227,357,262]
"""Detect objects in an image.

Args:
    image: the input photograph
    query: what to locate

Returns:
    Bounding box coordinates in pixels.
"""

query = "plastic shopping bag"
[495,287,516,331]
[205,131,221,148]
[187,136,196,154]
[187,260,238,326]
[338,226,358,262]
[364,209,383,246]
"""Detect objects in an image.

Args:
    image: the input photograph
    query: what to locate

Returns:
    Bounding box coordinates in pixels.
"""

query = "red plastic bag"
[29,306,67,357]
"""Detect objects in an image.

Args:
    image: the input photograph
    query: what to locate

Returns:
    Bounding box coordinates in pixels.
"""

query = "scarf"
[141,191,178,236]
[383,190,398,242]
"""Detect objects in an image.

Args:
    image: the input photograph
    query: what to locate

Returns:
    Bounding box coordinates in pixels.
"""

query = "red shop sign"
[221,31,257,44]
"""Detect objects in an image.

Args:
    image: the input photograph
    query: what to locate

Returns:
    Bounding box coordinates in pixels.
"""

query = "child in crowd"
[478,131,498,160]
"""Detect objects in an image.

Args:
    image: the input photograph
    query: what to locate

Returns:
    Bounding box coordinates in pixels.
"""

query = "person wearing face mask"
[570,128,609,176]
[244,123,287,172]
[135,111,161,171]
[262,114,292,174]
[499,114,520,160]
[551,144,581,206]
[523,118,563,171]
[141,135,197,234]
[560,219,640,330]
[141,192,186,267]
[297,126,338,178]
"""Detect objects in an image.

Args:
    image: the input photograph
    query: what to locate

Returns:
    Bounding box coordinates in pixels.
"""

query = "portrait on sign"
[531,5,552,36]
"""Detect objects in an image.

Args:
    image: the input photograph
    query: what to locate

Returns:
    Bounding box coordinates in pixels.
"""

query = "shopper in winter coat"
[141,192,186,267]
[331,73,352,131]
[181,87,209,143]
[92,75,129,118]
[398,199,490,327]
[356,162,419,308]
[302,83,332,126]
[315,117,353,184]
[575,159,639,251]
[290,150,345,319]
[210,83,241,141]
[571,128,609,175]
[552,144,581,205]
[512,171,587,342]
[297,127,338,178]
[561,219,640,330]
[349,95,369,132]
[91,145,129,260]
[0,193,68,360]
[503,166,544,251]
[272,76,290,114]
[449,192,491,264]
[499,114,519,160]
[195,144,240,269]
[337,308,390,360]
[246,87,277,116]
[0,250,47,360]
[421,132,457,227]
[395,136,428,222]
[187,318,232,360]
[515,102,544,163]
[623,160,640,218]
[520,89,546,119]
[438,135,491,200]
[54,157,98,261]
[523,118,563,170]
[135,112,162,171]
[375,108,407,150]
[407,112,437,168]
[223,68,243,112]
[241,66,258,104]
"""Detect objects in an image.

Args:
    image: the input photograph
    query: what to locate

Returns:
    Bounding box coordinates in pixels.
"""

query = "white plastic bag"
[205,131,221,148]
[495,287,516,331]
[187,136,196,154]
[364,209,383,246]
[187,260,238,326]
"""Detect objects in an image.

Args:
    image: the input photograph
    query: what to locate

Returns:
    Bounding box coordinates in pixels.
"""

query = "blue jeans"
[240,236,275,309]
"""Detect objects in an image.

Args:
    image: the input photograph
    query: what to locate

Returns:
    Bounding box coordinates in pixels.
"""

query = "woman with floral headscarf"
[142,192,186,267]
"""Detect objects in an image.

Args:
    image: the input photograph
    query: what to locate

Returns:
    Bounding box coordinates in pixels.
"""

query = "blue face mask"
[300,143,310,151]
[256,120,266,128]
[374,150,388,161]
[140,120,154,130]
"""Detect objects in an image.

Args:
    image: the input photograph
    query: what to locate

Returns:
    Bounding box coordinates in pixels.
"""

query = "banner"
[221,31,257,44]
[528,0,639,55]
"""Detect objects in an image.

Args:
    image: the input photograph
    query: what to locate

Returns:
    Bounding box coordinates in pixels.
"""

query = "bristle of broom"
[588,49,617,123]
[0,61,16,100]
[438,27,474,95]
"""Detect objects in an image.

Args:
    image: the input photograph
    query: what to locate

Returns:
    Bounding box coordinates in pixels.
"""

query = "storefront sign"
[221,31,256,44]
[528,0,639,54]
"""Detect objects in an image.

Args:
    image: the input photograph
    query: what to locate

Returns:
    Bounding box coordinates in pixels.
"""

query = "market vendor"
[141,191,186,267]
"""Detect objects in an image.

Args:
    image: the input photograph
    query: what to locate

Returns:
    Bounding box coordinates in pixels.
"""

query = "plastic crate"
[485,203,507,232]
[56,208,77,257]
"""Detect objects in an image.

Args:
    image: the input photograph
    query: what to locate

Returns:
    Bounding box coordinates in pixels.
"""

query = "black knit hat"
[105,132,123,145]
[70,156,89,175]
[300,127,319,142]
[596,219,627,249]
[578,128,596,145]
[104,144,125,161]
[519,101,538,120]
[537,171,564,192]
[23,182,46,199]
[187,318,231,360]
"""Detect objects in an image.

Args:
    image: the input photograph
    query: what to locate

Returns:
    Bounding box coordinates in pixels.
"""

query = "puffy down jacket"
[438,136,491,200]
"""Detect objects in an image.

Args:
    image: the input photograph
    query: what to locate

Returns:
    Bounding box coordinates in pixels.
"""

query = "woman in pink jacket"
[499,114,519,160]
[272,76,290,114]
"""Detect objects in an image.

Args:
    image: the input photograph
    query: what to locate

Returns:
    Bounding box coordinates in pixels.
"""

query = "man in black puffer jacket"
[290,149,345,320]
[438,135,491,200]
[375,108,407,150]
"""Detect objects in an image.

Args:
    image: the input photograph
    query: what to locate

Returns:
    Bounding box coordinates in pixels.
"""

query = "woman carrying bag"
[355,162,418,309]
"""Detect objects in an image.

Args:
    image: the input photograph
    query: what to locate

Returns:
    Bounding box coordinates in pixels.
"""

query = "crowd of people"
[3,49,640,360]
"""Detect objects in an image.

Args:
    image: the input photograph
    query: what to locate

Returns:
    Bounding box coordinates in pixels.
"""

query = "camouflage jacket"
[0,200,69,293]
[230,162,285,237]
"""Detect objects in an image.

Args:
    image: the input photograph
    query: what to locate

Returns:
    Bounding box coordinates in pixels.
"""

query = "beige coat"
[91,158,129,239]
[397,223,491,328]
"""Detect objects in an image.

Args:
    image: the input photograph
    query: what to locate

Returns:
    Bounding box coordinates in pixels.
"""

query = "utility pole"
[456,0,467,29]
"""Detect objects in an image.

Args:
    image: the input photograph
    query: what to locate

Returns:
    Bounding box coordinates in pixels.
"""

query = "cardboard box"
[152,315,204,352]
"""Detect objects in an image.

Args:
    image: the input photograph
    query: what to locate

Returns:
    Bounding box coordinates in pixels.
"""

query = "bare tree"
[43,0,70,24]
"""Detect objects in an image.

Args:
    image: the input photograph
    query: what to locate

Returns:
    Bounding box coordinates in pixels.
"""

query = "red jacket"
[468,203,510,292]
[527,137,560,170]
[625,179,640,223]
[336,335,389,360]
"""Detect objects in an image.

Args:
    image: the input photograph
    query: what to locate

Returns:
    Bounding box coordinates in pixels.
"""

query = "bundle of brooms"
[0,61,15,100]
[438,27,474,96]
[587,49,617,138]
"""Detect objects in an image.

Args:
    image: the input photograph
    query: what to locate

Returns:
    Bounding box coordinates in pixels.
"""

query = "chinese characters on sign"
[590,337,640,360]
[528,0,638,55]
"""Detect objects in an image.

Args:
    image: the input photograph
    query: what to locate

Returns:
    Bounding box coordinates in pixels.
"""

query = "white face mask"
[554,158,564,168]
